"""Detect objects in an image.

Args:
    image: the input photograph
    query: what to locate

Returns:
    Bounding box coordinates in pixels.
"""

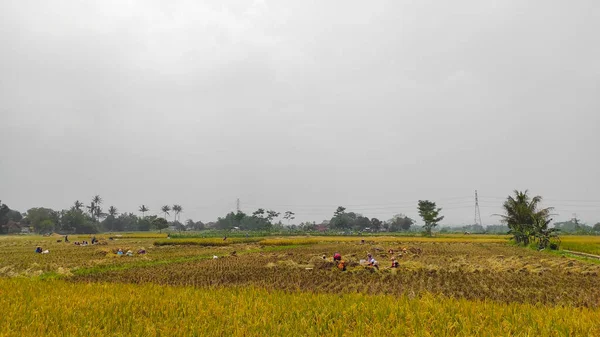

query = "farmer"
[337,259,347,271]
[35,246,42,254]
[64,235,69,243]
[333,253,342,262]
[391,258,399,268]
[367,253,379,270]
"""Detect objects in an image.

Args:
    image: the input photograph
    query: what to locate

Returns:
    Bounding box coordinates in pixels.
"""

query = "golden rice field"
[560,235,600,256]
[1,234,600,336]
[2,279,599,337]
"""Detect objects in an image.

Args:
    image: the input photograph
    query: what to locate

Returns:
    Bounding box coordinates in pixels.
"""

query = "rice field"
[1,233,600,336]
[560,235,600,256]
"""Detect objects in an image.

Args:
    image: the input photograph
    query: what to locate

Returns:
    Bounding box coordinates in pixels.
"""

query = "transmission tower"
[236,198,240,213]
[474,190,482,226]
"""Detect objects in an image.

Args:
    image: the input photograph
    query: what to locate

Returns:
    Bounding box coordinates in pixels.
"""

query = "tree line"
[0,196,192,234]
[2,191,597,240]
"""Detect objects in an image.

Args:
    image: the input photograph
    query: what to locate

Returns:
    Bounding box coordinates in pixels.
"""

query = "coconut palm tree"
[87,202,96,221]
[108,206,118,217]
[496,190,553,246]
[94,206,106,222]
[161,205,171,220]
[172,204,182,222]
[74,200,84,211]
[139,205,149,219]
[92,195,102,207]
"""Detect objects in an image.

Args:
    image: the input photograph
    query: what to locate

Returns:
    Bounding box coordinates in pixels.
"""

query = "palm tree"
[108,206,118,217]
[74,200,84,211]
[92,195,102,207]
[94,206,106,222]
[86,195,102,222]
[87,202,96,221]
[496,190,553,246]
[139,205,149,219]
[161,205,171,220]
[172,204,183,222]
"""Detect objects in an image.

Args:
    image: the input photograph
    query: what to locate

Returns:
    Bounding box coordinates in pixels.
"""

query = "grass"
[1,278,599,337]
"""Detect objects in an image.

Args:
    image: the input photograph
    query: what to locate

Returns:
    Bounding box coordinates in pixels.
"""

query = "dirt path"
[563,250,600,260]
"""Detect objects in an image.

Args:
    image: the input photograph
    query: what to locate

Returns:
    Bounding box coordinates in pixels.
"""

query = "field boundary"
[563,250,600,260]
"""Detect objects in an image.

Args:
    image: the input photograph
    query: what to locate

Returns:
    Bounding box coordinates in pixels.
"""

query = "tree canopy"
[497,190,556,248]
[417,200,444,236]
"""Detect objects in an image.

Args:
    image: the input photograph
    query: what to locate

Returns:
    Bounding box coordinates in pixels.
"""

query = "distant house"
[167,225,177,232]
[316,224,328,232]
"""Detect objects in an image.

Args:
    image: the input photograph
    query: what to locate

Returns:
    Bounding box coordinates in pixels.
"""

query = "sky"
[1,0,599,226]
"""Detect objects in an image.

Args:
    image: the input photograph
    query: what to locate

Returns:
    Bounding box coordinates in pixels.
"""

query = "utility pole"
[474,190,482,226]
[236,198,240,213]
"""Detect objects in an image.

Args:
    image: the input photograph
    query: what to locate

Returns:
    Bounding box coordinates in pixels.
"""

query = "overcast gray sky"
[1,0,599,226]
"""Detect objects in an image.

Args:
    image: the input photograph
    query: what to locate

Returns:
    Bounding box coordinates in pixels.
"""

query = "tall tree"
[92,195,102,208]
[161,205,171,220]
[139,205,149,219]
[172,204,183,222]
[252,208,265,219]
[417,200,444,236]
[283,211,295,225]
[94,206,106,222]
[88,195,103,223]
[74,200,84,211]
[334,206,346,217]
[266,210,280,222]
[87,202,96,222]
[108,206,118,217]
